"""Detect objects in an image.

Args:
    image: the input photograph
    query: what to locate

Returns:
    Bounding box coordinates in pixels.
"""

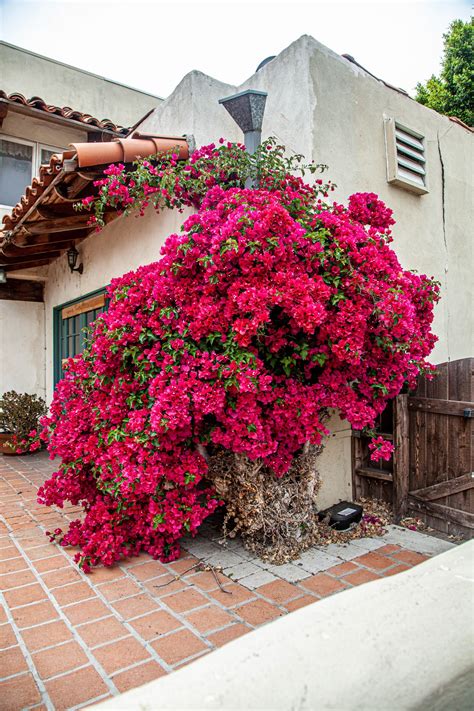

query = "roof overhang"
[0,90,129,135]
[0,134,191,273]
[0,97,122,137]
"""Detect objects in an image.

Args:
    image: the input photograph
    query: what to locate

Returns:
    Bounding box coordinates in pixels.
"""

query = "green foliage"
[415,19,474,126]
[77,137,331,230]
[0,391,46,439]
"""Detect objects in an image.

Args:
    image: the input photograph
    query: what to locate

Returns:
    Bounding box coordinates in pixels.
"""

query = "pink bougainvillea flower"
[32,140,439,570]
[368,436,395,462]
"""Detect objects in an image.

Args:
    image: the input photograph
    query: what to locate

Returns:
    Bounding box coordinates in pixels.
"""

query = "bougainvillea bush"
[34,140,439,570]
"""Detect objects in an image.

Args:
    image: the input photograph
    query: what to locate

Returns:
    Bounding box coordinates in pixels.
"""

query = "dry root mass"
[206,445,392,563]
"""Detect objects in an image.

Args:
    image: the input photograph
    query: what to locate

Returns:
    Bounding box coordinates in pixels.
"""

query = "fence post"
[393,394,409,522]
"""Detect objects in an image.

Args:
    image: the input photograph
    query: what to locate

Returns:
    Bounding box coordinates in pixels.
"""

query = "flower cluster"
[77,138,332,228]
[38,141,439,570]
[368,436,395,462]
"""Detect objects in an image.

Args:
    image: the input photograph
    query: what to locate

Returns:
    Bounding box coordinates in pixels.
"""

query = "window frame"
[383,117,429,196]
[53,287,109,386]
[38,143,63,168]
[0,133,37,210]
[0,133,63,209]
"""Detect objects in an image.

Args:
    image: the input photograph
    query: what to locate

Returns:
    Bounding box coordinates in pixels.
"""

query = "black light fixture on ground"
[67,245,83,274]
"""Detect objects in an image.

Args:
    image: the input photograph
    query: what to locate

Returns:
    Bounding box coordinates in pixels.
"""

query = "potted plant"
[0,391,46,455]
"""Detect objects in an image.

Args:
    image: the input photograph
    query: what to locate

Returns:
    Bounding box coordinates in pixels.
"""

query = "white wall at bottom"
[0,300,45,399]
[316,411,353,508]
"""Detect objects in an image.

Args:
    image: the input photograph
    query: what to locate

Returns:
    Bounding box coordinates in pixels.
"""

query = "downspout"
[218,89,268,186]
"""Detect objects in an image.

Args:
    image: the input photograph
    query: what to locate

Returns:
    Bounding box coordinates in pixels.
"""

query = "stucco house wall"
[130,35,472,503]
[139,35,472,365]
[0,41,162,128]
[0,300,45,398]
[42,203,352,509]
[1,35,471,506]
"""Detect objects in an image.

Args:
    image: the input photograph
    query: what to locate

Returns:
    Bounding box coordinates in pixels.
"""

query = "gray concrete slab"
[382,525,456,555]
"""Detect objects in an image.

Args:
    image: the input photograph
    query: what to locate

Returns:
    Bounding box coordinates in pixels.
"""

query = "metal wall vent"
[384,117,428,195]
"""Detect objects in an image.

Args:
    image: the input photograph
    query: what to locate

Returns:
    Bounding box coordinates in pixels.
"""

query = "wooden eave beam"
[0,279,44,302]
[12,230,90,248]
[1,250,61,266]
[36,204,115,219]
[3,258,53,272]
[66,176,96,199]
[53,179,95,202]
[1,240,74,258]
[22,214,94,235]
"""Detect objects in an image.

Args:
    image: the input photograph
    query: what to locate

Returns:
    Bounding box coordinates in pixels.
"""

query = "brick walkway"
[0,453,454,711]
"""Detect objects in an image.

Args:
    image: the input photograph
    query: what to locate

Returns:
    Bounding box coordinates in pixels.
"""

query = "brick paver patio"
[0,453,455,710]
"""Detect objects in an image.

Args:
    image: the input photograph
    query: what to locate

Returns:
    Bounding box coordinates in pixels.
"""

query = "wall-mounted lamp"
[218,89,268,156]
[0,268,6,284]
[67,246,83,275]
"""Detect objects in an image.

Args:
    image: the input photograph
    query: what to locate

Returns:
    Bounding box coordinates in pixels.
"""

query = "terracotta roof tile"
[0,90,129,135]
[446,116,474,132]
[64,134,189,168]
[1,134,189,232]
[2,155,63,231]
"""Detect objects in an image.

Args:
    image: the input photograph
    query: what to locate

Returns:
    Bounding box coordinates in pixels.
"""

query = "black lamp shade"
[67,246,78,269]
[67,246,83,274]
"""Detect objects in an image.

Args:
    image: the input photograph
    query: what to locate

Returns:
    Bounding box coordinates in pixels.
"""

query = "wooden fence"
[353,357,473,538]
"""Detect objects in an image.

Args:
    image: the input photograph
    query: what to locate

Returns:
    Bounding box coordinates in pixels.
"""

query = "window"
[53,290,108,385]
[0,135,64,208]
[0,137,35,208]
[383,118,428,195]
[40,145,60,166]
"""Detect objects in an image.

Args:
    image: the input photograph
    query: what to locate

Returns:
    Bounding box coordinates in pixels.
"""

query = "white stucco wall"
[1,41,162,128]
[2,34,471,505]
[132,35,472,502]
[0,300,45,398]
[139,34,473,365]
[304,40,473,364]
[317,412,353,508]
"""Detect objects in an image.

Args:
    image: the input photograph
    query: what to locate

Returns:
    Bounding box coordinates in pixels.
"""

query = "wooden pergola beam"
[3,259,52,272]
[1,250,61,266]
[12,230,89,248]
[0,279,44,302]
[23,214,93,235]
[1,240,73,258]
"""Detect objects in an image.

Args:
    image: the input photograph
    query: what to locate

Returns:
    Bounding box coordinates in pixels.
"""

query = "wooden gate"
[353,357,473,538]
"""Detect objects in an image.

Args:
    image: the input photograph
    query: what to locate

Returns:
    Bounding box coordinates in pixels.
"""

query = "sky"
[0,0,471,99]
